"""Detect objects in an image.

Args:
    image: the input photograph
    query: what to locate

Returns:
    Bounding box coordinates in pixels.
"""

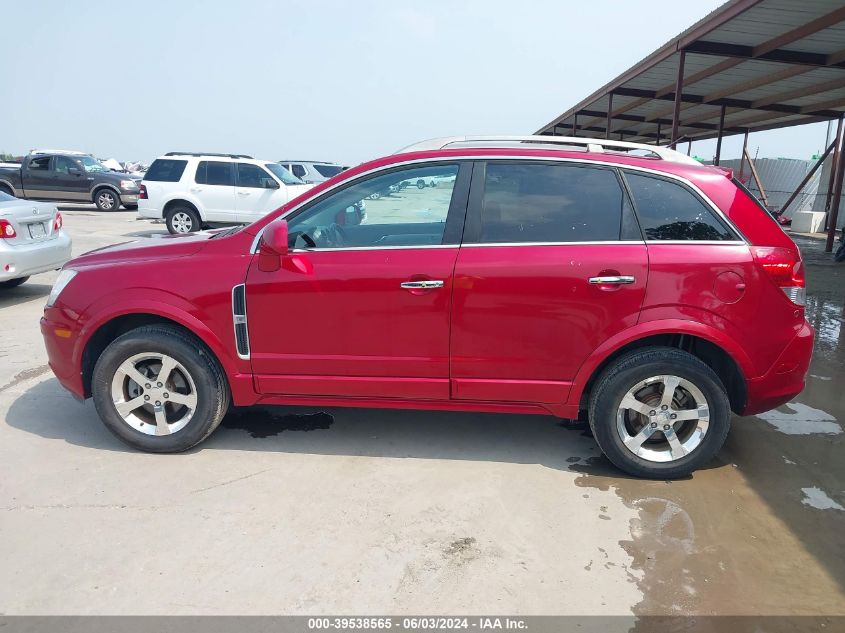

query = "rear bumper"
[137,200,162,220]
[743,321,814,416]
[0,231,72,281]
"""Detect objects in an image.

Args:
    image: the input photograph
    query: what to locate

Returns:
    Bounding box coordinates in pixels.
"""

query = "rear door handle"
[401,280,444,289]
[588,276,635,285]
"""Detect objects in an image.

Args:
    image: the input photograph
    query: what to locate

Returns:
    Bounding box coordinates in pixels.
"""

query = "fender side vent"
[232,284,250,359]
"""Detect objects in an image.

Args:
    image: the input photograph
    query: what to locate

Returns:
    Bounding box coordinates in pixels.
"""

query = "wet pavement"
[0,213,843,616]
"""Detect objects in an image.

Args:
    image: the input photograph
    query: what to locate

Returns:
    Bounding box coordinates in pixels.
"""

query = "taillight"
[139,183,148,200]
[53,212,63,231]
[0,219,16,239]
[752,246,805,306]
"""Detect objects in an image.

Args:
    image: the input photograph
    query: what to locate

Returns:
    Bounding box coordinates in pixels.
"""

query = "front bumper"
[0,231,72,281]
[41,307,86,400]
[743,320,814,416]
[121,193,139,205]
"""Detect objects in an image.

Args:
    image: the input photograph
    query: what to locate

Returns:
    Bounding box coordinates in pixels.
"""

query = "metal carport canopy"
[535,0,845,146]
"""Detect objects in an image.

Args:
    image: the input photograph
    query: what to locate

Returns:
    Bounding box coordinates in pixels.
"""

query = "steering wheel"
[291,230,317,249]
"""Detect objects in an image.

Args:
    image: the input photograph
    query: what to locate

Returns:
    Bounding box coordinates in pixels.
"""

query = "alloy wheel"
[110,352,198,436]
[97,191,115,210]
[171,212,193,233]
[615,374,710,463]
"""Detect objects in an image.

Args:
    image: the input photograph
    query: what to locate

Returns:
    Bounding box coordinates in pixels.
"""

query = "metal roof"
[536,0,845,144]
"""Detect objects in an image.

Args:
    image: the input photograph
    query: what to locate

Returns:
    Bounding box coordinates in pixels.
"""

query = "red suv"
[41,136,813,478]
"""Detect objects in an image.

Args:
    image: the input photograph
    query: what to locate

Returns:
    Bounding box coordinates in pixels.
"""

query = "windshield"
[313,164,344,178]
[266,163,304,185]
[78,155,109,173]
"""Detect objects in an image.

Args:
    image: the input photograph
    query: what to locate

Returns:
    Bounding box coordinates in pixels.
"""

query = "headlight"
[47,269,77,307]
[120,179,138,190]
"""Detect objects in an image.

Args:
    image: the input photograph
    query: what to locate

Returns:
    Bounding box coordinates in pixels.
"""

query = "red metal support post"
[572,114,578,137]
[715,105,726,166]
[656,121,662,145]
[606,93,613,140]
[670,50,686,147]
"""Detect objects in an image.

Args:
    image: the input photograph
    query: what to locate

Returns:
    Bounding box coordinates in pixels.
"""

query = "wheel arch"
[79,307,238,401]
[0,179,16,196]
[92,184,121,200]
[163,198,205,221]
[571,321,752,415]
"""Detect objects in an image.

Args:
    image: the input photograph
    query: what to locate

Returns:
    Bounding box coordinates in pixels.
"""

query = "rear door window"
[291,164,307,179]
[624,172,736,241]
[145,159,188,182]
[28,156,52,171]
[474,162,628,243]
[195,161,234,186]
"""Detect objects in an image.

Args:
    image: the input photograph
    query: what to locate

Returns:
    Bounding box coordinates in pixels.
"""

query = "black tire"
[0,184,14,197]
[587,347,731,479]
[165,205,201,234]
[92,324,230,453]
[94,188,120,211]
[416,179,426,189]
[0,276,29,288]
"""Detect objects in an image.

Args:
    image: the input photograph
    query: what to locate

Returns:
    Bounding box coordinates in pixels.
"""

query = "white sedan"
[0,191,71,288]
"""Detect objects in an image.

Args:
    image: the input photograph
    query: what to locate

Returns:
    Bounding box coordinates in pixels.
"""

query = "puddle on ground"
[221,407,334,438]
[755,402,842,435]
[568,237,845,615]
[800,487,844,511]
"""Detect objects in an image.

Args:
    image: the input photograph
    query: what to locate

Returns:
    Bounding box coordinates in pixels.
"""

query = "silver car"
[0,191,71,288]
[278,161,346,184]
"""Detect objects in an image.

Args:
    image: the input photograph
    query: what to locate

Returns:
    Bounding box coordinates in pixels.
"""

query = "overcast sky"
[1,0,832,165]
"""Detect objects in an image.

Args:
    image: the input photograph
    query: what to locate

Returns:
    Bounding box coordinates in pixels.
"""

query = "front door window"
[287,164,460,249]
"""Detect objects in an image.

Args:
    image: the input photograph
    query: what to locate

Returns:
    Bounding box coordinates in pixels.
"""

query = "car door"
[192,160,236,222]
[450,160,648,405]
[234,162,285,224]
[21,155,55,199]
[52,156,89,201]
[244,161,471,400]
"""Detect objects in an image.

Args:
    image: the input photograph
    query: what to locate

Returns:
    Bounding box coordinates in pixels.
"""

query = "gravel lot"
[0,207,843,615]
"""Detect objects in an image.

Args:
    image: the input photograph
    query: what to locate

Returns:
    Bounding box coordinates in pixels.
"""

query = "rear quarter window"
[624,172,737,241]
[144,159,188,182]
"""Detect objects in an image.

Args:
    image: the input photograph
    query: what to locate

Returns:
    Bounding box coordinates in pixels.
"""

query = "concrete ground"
[0,207,843,616]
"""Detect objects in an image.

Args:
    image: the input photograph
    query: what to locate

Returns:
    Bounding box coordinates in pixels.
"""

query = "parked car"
[0,151,142,211]
[41,135,813,479]
[1,191,71,287]
[278,161,347,184]
[138,153,313,234]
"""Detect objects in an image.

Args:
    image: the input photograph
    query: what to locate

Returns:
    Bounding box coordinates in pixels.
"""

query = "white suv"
[139,153,312,234]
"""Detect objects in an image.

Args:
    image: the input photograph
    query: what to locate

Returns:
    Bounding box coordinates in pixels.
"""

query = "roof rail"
[395,135,701,166]
[164,152,254,159]
[29,149,90,156]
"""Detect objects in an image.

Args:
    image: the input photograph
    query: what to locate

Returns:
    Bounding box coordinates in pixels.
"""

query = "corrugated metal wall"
[718,158,819,216]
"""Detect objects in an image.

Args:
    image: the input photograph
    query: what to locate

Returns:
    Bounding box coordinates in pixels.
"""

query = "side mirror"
[265,178,280,189]
[68,167,82,176]
[257,218,288,272]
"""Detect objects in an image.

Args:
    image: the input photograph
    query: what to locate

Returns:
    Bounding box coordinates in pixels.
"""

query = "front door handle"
[588,275,635,285]
[401,280,444,289]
